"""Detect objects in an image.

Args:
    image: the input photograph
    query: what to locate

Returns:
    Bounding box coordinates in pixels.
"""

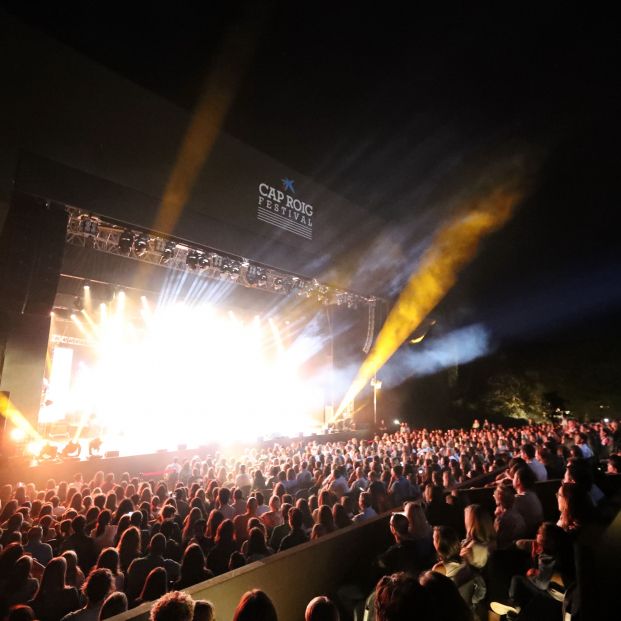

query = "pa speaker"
[0,193,68,315]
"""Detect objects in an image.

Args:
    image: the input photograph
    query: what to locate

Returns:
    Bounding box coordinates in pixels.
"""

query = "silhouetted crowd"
[1,417,619,620]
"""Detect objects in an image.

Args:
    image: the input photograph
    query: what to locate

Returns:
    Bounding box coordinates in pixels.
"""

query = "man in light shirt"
[352,492,377,523]
[520,443,547,482]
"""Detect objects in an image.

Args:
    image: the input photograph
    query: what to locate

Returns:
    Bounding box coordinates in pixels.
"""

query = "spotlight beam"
[336,183,523,418]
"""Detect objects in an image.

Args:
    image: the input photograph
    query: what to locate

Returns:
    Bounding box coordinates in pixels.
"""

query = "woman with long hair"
[175,543,213,589]
[557,482,594,533]
[96,547,124,592]
[296,499,314,532]
[181,507,203,547]
[1,555,39,614]
[317,506,335,534]
[116,526,141,573]
[332,504,352,529]
[61,551,85,591]
[460,504,495,570]
[135,567,168,606]
[244,527,273,563]
[111,498,134,526]
[28,557,81,621]
[92,510,116,553]
[204,510,224,549]
[206,520,237,576]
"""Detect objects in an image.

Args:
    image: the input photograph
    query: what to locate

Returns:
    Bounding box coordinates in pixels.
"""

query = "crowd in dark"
[0,417,619,621]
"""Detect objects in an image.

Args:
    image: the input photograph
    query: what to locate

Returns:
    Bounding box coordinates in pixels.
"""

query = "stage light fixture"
[134,234,149,257]
[186,250,200,269]
[273,277,283,291]
[73,296,84,312]
[245,266,258,284]
[229,262,241,280]
[118,230,134,254]
[79,216,98,236]
[160,241,176,264]
[258,271,268,286]
[197,253,211,269]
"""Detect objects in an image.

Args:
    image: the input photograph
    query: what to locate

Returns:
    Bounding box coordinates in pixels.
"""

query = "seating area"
[0,418,620,620]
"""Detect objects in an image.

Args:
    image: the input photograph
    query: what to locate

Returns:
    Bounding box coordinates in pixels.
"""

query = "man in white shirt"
[352,492,378,524]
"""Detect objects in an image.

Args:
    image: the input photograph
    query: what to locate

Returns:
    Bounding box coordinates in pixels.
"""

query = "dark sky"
[5,2,620,347]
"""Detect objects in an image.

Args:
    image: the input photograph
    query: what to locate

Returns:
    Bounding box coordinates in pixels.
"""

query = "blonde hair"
[464,504,495,544]
[405,501,432,539]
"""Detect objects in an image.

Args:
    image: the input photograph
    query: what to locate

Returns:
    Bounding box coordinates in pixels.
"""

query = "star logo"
[282,178,295,193]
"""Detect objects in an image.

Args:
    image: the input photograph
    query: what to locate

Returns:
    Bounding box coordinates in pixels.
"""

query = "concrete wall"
[114,512,392,621]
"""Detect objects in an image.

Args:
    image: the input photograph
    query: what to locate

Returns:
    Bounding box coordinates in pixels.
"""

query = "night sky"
[4,3,620,417]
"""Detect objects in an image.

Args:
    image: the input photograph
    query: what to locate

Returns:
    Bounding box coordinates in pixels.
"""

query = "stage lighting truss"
[64,206,379,308]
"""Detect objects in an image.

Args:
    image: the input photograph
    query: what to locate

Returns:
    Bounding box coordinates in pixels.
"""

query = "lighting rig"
[66,207,379,309]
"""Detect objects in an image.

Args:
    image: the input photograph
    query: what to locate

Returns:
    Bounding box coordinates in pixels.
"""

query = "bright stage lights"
[49,297,325,452]
[10,428,26,442]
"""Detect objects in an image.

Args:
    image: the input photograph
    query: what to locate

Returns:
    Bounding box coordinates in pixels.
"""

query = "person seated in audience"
[268,504,292,551]
[243,527,273,562]
[61,516,97,574]
[607,453,621,474]
[8,605,36,621]
[261,496,283,532]
[125,533,180,606]
[192,599,215,621]
[99,592,127,621]
[62,551,86,591]
[460,504,494,571]
[174,543,213,589]
[1,555,38,615]
[353,492,377,524]
[556,482,595,534]
[94,547,124,593]
[376,513,431,578]
[491,522,570,619]
[135,567,168,606]
[305,595,340,621]
[431,526,463,579]
[564,457,604,506]
[418,571,473,621]
[373,572,430,621]
[493,485,527,549]
[60,568,113,621]
[520,444,547,482]
[574,433,594,459]
[24,526,53,567]
[232,589,278,621]
[387,466,411,507]
[512,466,544,535]
[254,492,269,517]
[278,508,309,552]
[150,591,194,621]
[537,444,565,480]
[233,497,259,544]
[231,489,247,517]
[205,520,237,576]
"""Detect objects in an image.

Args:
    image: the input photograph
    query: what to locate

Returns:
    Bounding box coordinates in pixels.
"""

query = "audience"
[0,417,617,621]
